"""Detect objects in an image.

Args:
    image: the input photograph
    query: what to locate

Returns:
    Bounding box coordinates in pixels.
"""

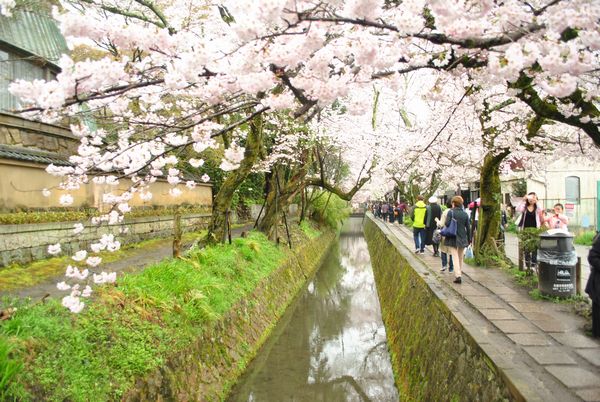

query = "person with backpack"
[411,195,428,253]
[586,233,600,337]
[444,196,471,284]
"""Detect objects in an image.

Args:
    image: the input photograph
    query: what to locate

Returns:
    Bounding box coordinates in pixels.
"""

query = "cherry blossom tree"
[5,0,600,311]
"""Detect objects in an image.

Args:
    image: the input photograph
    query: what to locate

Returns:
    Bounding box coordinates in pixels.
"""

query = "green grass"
[299,220,321,239]
[0,230,207,291]
[574,230,597,246]
[529,288,590,303]
[0,229,300,401]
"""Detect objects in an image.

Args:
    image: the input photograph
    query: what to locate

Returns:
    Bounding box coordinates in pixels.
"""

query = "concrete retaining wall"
[0,214,211,267]
[364,216,514,401]
[123,229,336,401]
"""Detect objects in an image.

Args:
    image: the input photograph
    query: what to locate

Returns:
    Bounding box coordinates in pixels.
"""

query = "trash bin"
[537,231,577,297]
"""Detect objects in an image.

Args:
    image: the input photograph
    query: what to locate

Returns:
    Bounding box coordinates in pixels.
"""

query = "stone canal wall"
[0,214,211,267]
[123,229,336,401]
[364,216,515,402]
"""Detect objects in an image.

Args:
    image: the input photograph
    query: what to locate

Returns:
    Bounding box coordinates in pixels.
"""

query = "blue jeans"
[413,228,425,251]
[441,252,454,270]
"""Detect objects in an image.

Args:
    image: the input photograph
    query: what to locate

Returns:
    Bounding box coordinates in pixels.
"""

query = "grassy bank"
[1,222,323,401]
[0,230,208,291]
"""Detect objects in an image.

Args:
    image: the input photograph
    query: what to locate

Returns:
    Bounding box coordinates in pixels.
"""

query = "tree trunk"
[258,165,307,239]
[206,116,263,244]
[474,149,510,265]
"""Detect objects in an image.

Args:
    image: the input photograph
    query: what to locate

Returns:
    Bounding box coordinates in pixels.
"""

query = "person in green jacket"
[411,195,428,253]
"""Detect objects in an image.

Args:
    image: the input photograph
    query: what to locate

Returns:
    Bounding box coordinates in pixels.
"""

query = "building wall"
[0,112,78,155]
[501,157,600,231]
[0,159,212,210]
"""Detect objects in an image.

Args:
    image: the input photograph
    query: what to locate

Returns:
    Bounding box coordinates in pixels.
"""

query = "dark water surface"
[227,218,399,402]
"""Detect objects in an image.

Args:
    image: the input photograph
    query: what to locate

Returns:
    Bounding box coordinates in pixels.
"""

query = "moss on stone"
[364,217,511,402]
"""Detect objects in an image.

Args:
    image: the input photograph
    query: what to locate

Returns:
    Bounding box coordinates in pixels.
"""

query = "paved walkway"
[378,219,600,402]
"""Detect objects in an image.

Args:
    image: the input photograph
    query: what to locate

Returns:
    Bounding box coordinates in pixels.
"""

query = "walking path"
[377,218,600,402]
[1,223,255,301]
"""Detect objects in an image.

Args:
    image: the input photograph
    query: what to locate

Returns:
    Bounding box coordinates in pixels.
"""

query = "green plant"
[574,230,597,246]
[505,221,517,233]
[403,216,413,227]
[299,220,321,239]
[0,228,311,401]
[0,336,23,400]
[309,191,350,229]
[517,227,543,252]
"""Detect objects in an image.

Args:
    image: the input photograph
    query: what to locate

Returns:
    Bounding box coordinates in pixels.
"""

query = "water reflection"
[228,218,399,402]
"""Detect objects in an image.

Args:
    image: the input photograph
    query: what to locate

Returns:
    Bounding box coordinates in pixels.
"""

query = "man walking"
[411,195,428,253]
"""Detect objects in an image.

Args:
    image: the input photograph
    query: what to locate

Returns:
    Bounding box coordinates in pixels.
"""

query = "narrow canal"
[228,217,399,402]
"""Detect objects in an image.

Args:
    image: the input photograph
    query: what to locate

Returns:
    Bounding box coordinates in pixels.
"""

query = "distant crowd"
[369,192,573,285]
[369,192,600,339]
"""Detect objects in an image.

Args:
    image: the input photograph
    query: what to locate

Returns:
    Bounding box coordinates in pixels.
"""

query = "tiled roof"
[0,11,68,67]
[0,145,71,166]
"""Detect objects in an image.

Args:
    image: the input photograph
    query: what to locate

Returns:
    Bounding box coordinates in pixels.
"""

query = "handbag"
[432,229,441,244]
[440,210,457,237]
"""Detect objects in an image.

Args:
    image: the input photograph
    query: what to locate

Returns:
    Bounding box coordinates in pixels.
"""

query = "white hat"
[428,196,438,203]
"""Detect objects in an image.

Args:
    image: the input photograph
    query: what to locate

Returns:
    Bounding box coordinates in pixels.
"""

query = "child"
[545,203,569,230]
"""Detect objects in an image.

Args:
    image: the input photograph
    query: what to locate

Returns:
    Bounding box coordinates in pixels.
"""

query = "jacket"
[426,203,442,228]
[586,235,600,304]
[545,214,569,230]
[516,200,544,229]
[444,207,471,249]
[411,201,428,229]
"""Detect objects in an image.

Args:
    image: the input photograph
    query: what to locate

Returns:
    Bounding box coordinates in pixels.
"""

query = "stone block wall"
[0,213,211,267]
[364,216,514,402]
[0,113,78,156]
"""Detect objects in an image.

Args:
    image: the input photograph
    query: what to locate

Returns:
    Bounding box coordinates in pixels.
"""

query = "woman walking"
[444,196,471,284]
[516,192,545,271]
[436,201,454,273]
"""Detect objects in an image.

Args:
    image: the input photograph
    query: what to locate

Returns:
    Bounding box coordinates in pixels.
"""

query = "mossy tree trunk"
[206,116,263,244]
[474,149,510,264]
[258,163,308,240]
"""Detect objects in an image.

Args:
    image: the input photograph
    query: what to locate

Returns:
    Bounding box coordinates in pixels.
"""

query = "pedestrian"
[516,192,545,271]
[470,198,480,241]
[436,201,454,273]
[425,196,442,256]
[586,234,600,337]
[397,200,408,224]
[544,203,569,230]
[411,195,428,253]
[381,201,389,222]
[444,195,471,284]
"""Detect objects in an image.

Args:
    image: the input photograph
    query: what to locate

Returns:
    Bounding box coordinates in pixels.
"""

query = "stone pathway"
[378,219,600,402]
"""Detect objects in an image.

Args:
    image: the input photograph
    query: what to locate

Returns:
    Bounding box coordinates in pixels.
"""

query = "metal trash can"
[537,231,577,297]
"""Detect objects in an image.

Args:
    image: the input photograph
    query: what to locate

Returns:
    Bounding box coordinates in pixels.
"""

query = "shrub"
[574,230,598,246]
[309,191,350,229]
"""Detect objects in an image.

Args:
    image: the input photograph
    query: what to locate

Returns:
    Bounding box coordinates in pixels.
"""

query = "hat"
[428,196,438,203]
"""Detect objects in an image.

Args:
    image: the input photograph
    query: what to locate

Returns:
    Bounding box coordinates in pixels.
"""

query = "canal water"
[227,217,399,402]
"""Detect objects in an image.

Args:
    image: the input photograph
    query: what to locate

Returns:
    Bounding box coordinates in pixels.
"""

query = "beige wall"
[0,159,212,211]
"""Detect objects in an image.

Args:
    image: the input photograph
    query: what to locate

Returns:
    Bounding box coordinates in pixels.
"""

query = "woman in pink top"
[545,203,569,230]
